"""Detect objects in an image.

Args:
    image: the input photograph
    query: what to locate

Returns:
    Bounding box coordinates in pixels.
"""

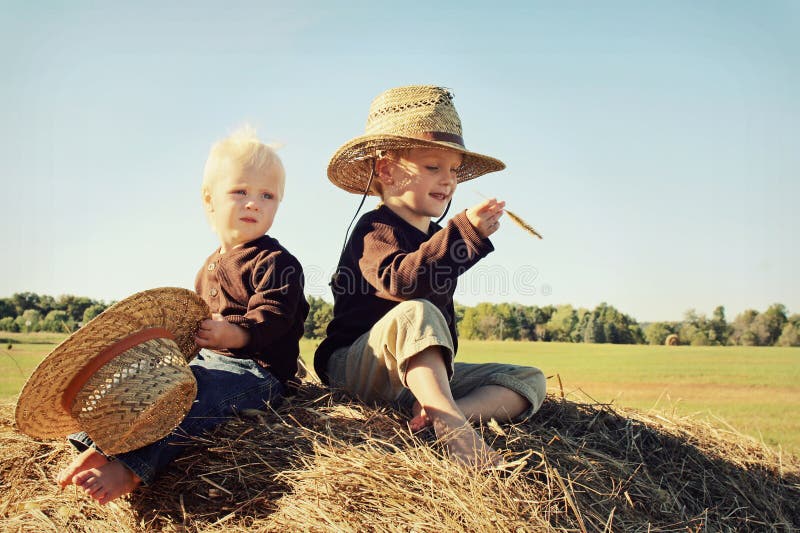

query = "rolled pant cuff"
[484,373,546,422]
[397,336,455,387]
[67,432,96,454]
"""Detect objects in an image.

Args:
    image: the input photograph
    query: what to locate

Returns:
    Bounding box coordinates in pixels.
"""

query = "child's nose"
[245,199,259,210]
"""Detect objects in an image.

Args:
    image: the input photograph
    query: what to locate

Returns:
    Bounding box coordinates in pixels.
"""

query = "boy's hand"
[466,198,506,238]
[195,314,250,350]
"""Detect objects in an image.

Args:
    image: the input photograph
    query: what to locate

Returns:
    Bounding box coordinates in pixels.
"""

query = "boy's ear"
[202,188,214,212]
[374,157,394,185]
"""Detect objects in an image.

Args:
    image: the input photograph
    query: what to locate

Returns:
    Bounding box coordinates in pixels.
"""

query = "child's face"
[378,147,462,230]
[205,162,282,252]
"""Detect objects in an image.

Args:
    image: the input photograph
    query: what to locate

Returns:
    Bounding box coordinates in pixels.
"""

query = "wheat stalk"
[504,208,543,239]
[477,192,543,240]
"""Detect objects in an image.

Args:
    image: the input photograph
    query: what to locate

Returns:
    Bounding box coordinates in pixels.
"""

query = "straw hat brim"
[327,134,506,195]
[14,287,210,440]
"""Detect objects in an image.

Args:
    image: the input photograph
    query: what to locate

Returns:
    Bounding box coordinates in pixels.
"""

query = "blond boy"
[57,127,309,503]
[315,86,546,466]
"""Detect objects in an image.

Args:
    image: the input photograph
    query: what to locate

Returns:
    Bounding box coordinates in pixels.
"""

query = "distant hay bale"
[665,334,679,346]
[1,383,798,532]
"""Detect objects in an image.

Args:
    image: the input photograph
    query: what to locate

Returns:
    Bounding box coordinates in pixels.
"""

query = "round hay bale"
[665,333,679,346]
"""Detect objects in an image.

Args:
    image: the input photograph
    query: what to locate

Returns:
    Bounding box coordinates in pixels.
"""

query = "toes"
[73,469,100,492]
[408,404,432,432]
[81,478,102,496]
[56,450,109,490]
[408,414,430,432]
[72,469,92,486]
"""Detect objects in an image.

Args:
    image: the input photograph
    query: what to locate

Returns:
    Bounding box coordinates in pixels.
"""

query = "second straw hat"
[15,287,210,455]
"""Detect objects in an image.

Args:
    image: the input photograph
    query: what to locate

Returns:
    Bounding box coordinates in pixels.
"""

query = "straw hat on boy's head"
[327,85,506,195]
[15,287,210,455]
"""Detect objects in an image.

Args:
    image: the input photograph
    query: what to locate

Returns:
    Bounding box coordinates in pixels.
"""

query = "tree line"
[306,298,799,347]
[2,292,797,347]
[0,292,109,333]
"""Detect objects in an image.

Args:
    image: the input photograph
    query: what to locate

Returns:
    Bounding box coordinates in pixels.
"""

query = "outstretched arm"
[361,204,501,300]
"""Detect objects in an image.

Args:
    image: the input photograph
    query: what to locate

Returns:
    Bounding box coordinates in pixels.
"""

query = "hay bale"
[268,436,548,531]
[665,334,679,346]
[1,383,798,532]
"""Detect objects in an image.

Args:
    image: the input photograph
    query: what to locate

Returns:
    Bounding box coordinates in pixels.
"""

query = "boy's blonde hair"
[202,125,286,201]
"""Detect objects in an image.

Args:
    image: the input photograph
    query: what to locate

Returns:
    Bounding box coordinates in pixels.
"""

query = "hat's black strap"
[435,199,452,226]
[331,167,375,287]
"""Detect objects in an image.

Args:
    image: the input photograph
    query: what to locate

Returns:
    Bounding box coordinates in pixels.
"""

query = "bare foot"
[56,448,109,489]
[73,461,141,504]
[430,410,503,468]
[408,401,432,432]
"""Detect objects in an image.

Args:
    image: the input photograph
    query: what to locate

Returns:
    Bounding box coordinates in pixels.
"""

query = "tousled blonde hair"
[202,125,286,201]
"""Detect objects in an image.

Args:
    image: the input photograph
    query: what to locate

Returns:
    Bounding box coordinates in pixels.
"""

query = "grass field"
[4,333,799,455]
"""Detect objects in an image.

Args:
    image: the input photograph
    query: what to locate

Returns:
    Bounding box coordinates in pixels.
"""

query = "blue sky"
[1,1,797,322]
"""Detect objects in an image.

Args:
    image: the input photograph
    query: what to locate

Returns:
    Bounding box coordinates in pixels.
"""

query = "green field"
[4,333,799,455]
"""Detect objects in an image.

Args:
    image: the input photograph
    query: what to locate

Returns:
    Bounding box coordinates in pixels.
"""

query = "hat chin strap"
[435,199,452,225]
[330,166,376,288]
[61,327,174,413]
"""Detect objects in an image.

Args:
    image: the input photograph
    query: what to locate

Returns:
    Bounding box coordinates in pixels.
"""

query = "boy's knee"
[394,299,444,321]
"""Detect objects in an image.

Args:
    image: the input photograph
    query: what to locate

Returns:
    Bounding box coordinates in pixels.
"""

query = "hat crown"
[364,85,463,143]
[74,336,197,454]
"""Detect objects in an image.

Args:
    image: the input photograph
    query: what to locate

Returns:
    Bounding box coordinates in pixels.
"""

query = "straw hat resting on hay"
[15,287,209,455]
[14,288,209,504]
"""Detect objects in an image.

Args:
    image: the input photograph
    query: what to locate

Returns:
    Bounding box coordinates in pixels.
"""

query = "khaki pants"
[327,299,546,421]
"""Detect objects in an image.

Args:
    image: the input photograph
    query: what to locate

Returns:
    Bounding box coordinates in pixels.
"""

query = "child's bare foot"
[430,411,502,468]
[409,401,432,432]
[73,461,141,505]
[56,448,108,489]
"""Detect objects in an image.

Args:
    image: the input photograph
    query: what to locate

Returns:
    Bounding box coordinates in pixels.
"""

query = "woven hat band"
[414,131,465,147]
[61,327,173,412]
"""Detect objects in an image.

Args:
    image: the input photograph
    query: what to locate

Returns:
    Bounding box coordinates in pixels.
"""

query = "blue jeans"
[68,350,285,485]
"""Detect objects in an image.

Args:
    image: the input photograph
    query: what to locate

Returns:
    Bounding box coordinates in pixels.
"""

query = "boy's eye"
[261,192,273,200]
[231,190,246,195]
[425,166,439,171]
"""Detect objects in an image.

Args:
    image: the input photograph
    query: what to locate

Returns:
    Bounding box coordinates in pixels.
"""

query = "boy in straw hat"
[50,126,309,503]
[315,85,546,466]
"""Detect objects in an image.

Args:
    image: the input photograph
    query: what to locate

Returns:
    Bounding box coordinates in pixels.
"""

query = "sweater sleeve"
[359,210,494,300]
[225,251,305,359]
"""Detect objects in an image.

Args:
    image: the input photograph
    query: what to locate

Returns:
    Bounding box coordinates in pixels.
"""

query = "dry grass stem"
[505,208,543,240]
[476,191,543,240]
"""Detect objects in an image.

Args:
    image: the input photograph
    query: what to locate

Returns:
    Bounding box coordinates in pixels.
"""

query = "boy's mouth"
[429,192,449,202]
[240,217,258,224]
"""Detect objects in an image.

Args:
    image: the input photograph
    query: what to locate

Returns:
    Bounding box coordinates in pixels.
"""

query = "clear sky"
[1,1,797,322]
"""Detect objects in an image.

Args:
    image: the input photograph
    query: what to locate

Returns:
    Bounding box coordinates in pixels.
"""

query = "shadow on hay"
[126,383,409,528]
[492,396,800,531]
